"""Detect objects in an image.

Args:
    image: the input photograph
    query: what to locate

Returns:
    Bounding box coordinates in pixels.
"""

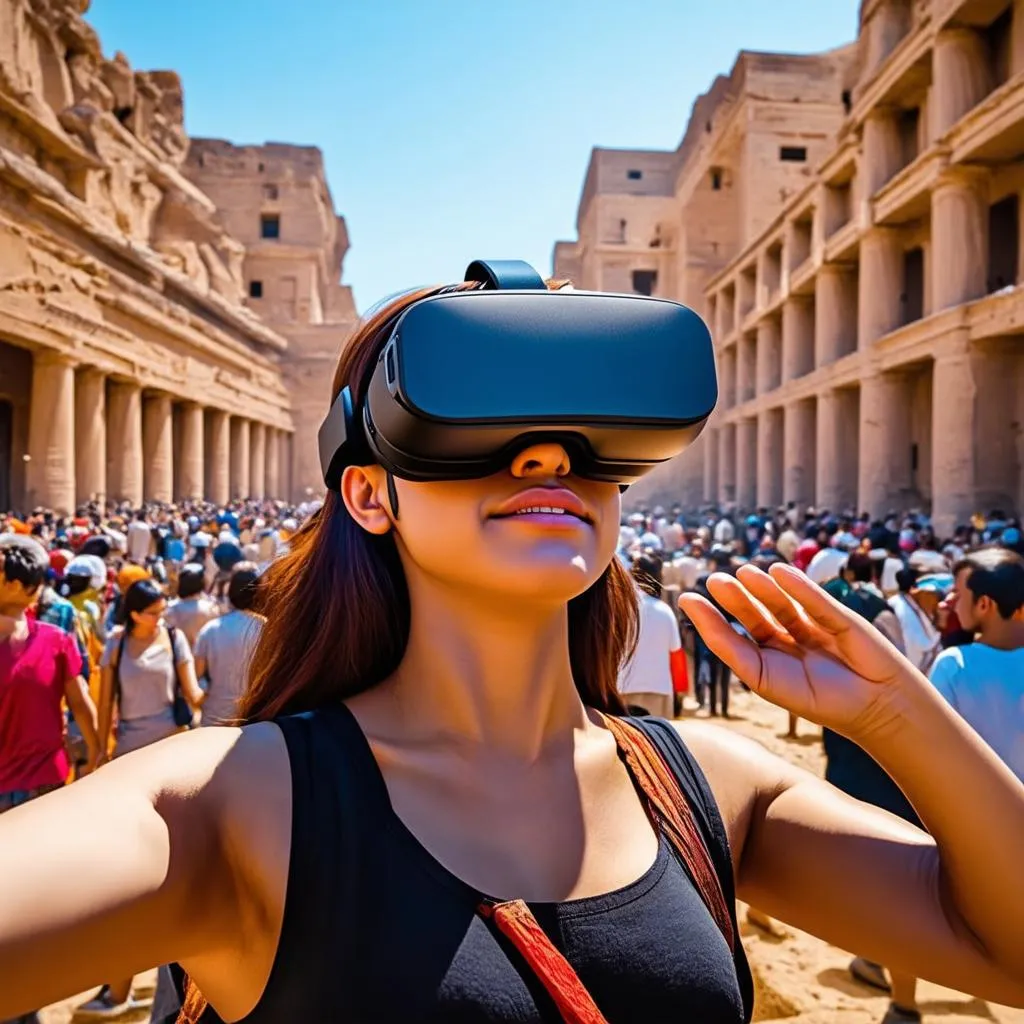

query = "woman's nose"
[510,442,571,479]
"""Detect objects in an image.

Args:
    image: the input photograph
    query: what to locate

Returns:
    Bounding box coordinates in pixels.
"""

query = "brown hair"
[178,276,641,1022]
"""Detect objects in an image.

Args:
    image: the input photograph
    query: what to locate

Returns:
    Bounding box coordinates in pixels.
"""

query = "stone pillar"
[720,346,737,408]
[755,318,781,394]
[784,399,816,506]
[74,367,106,505]
[178,402,204,500]
[816,389,844,513]
[205,410,230,505]
[756,409,783,509]
[106,380,143,506]
[702,427,719,503]
[1013,0,1024,78]
[230,417,251,499]
[781,298,813,382]
[858,228,904,347]
[719,423,736,505]
[266,427,281,499]
[142,393,173,504]
[931,333,975,537]
[862,107,903,197]
[737,336,756,404]
[736,418,757,510]
[931,168,989,312]
[815,264,855,366]
[25,351,76,514]
[858,371,910,518]
[249,422,267,499]
[931,28,993,139]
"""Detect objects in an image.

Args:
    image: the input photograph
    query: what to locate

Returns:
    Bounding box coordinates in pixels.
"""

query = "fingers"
[678,593,764,686]
[767,563,856,636]
[735,564,823,646]
[703,573,787,646]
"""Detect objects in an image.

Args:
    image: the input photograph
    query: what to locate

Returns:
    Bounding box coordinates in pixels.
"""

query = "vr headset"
[318,259,717,500]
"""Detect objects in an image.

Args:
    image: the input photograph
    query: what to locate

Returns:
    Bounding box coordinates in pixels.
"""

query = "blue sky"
[86,0,860,313]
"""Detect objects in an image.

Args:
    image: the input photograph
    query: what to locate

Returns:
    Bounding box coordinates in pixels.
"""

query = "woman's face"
[131,597,167,631]
[343,442,621,606]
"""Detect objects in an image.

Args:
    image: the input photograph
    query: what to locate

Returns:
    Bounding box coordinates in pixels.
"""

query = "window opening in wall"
[260,214,280,240]
[617,218,627,242]
[841,89,852,114]
[262,184,279,201]
[631,269,658,296]
[911,442,919,474]
[257,162,265,173]
[710,168,723,190]
[249,280,263,299]
[901,247,924,325]
[627,169,642,181]
[779,146,807,162]
[897,108,920,168]
[987,194,1019,293]
[985,7,1012,88]
[114,106,132,126]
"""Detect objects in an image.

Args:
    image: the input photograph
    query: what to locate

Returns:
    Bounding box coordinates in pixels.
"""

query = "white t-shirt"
[618,592,682,698]
[888,593,940,672]
[195,610,263,726]
[126,520,152,563]
[929,643,1024,782]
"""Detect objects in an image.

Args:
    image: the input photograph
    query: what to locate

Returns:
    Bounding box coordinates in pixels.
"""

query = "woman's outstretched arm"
[681,563,1024,1007]
[0,725,274,1019]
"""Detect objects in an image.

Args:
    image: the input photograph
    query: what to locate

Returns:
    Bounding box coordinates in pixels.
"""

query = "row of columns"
[23,350,293,513]
[704,332,1019,536]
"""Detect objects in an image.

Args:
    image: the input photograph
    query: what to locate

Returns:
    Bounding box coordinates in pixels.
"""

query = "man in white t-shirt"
[929,548,1024,781]
[617,554,685,720]
[125,510,152,564]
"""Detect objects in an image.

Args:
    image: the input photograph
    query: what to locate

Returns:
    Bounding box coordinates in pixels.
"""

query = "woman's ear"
[340,465,393,536]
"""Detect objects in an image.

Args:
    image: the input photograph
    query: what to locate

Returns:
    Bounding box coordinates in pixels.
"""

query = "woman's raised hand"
[680,563,926,743]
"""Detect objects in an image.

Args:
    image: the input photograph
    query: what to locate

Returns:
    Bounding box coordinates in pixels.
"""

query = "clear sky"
[85,0,860,314]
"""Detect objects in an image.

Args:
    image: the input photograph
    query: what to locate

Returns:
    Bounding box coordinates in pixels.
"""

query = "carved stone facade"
[0,0,356,513]
[557,0,1024,534]
[184,140,358,504]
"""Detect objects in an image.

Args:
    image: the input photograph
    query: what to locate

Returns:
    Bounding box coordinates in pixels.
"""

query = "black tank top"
[202,707,754,1023]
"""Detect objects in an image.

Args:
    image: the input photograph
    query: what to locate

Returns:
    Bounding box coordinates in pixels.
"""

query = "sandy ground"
[40,687,1023,1024]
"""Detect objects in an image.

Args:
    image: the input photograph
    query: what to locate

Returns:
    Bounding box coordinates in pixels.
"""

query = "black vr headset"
[318,259,717,504]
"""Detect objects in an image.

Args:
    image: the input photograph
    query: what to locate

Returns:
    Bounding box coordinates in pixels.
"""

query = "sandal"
[849,957,892,992]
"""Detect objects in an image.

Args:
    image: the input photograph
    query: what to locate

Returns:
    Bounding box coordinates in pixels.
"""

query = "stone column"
[703,427,719,503]
[783,399,816,507]
[816,389,844,513]
[858,228,904,347]
[861,107,903,197]
[106,380,143,506]
[1013,0,1024,78]
[74,367,106,505]
[755,318,781,394]
[858,371,910,518]
[230,418,251,499]
[142,393,173,504]
[178,402,204,500]
[931,28,993,139]
[756,409,783,509]
[815,264,855,366]
[25,351,76,514]
[931,333,975,537]
[931,167,989,312]
[265,427,281,499]
[736,418,757,510]
[249,422,267,499]
[781,298,813,383]
[718,423,736,505]
[720,346,737,408]
[205,410,230,505]
[737,336,756,403]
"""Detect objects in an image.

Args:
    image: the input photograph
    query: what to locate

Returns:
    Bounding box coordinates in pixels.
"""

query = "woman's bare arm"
[0,724,284,1019]
[96,664,116,760]
[681,563,1024,1006]
[64,673,99,770]
[177,656,207,709]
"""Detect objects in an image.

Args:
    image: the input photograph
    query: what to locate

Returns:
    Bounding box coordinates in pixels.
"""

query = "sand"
[41,688,1023,1023]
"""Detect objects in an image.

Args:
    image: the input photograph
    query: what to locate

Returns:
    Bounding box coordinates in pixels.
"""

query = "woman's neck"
[130,624,159,643]
[383,583,589,762]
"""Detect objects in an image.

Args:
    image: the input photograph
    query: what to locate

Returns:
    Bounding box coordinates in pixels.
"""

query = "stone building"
[554,46,858,509]
[557,0,1024,534]
[0,0,356,514]
[184,140,358,504]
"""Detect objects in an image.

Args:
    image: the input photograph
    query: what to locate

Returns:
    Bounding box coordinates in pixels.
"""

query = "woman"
[1,279,1024,1024]
[616,552,686,719]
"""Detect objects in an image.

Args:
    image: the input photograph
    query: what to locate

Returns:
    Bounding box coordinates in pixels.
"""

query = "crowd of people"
[615,501,1024,1023]
[0,499,315,1021]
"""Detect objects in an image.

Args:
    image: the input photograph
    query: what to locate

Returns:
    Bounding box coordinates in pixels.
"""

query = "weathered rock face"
[0,0,305,512]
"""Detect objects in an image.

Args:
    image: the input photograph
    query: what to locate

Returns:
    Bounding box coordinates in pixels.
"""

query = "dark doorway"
[0,400,11,512]
[987,194,1019,294]
[901,247,924,325]
[631,269,658,296]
